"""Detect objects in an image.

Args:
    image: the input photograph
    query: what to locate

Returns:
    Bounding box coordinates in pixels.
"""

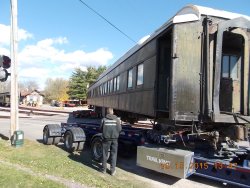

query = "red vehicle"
[63,100,78,107]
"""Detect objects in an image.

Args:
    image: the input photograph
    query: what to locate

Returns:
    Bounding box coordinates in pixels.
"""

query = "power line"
[78,0,136,44]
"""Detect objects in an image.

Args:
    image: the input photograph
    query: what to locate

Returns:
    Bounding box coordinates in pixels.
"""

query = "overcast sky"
[0,0,249,90]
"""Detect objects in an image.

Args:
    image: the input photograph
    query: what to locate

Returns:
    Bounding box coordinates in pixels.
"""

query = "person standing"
[100,108,122,175]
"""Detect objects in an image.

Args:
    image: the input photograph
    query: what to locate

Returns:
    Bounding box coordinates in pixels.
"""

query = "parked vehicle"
[51,100,61,107]
[63,100,80,107]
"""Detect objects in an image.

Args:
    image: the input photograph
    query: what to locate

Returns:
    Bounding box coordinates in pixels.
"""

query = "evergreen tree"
[67,66,106,101]
[67,68,87,100]
[86,66,106,86]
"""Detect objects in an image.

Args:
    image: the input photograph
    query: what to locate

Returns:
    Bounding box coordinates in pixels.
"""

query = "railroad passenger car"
[87,5,250,151]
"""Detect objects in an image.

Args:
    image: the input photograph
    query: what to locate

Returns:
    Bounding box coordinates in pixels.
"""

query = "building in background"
[20,90,44,107]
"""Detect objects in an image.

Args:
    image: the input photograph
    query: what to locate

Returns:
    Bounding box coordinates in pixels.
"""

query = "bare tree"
[19,80,39,92]
[44,78,69,103]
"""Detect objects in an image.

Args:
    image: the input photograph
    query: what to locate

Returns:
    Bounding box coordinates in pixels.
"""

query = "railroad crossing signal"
[0,69,11,82]
[0,55,11,69]
[0,55,11,82]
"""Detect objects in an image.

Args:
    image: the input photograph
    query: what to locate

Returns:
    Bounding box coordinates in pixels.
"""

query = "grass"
[0,139,149,188]
[0,163,65,188]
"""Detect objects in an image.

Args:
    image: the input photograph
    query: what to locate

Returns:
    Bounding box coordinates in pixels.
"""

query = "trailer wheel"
[43,127,53,145]
[64,131,77,153]
[91,137,110,162]
[43,124,62,145]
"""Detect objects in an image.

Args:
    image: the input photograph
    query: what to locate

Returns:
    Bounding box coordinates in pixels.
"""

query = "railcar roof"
[90,4,250,89]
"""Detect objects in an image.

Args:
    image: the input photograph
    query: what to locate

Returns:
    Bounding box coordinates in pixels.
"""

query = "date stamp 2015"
[160,162,237,170]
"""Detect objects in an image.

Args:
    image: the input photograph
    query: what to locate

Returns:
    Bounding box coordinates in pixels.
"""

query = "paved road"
[0,114,69,140]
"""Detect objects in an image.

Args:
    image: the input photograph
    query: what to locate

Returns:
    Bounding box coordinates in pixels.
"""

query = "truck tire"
[64,131,78,153]
[43,127,53,145]
[43,124,62,145]
[91,136,110,162]
[91,137,103,162]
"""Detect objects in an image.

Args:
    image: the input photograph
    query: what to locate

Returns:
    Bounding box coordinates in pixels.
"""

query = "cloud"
[18,37,113,71]
[0,23,114,90]
[54,48,113,67]
[0,24,33,46]
[19,67,51,78]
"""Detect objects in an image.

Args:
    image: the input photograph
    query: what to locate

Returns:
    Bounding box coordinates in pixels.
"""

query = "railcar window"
[128,69,133,88]
[107,81,110,94]
[222,55,239,80]
[117,76,120,91]
[137,63,144,86]
[110,79,113,93]
[114,77,117,91]
[222,56,229,78]
[104,82,107,94]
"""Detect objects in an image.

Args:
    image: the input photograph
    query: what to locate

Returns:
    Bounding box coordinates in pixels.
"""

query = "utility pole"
[10,0,19,141]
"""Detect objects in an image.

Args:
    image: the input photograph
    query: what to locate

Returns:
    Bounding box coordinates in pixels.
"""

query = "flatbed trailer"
[42,120,250,187]
[137,143,250,187]
[43,121,146,161]
[194,155,250,187]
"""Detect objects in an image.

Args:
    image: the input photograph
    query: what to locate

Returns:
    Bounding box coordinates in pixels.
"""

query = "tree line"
[45,66,106,103]
[0,66,106,104]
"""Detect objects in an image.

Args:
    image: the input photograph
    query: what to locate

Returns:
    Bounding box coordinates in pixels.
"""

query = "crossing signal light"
[0,55,11,69]
[0,68,10,82]
[0,55,11,82]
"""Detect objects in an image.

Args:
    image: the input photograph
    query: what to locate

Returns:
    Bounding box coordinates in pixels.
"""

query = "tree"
[44,78,69,102]
[86,66,106,86]
[19,80,39,92]
[67,68,87,100]
[67,66,106,101]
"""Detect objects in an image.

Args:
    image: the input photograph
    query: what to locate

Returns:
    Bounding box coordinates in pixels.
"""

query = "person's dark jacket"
[101,114,122,140]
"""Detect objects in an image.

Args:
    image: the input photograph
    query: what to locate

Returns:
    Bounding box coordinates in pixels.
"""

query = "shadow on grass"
[36,139,43,144]
[37,134,180,186]
[60,142,180,186]
[69,146,102,171]
[66,145,232,187]
[0,133,9,140]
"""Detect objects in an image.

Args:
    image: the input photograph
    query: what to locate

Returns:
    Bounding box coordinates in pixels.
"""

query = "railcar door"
[220,32,245,113]
[213,17,250,117]
[220,34,242,113]
[156,34,172,114]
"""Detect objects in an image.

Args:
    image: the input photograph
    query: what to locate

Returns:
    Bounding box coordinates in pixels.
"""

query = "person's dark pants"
[102,139,118,173]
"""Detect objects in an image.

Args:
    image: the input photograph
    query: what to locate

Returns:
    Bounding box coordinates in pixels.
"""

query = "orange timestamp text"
[160,162,238,170]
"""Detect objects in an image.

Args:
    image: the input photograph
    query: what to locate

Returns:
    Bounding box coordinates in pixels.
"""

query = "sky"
[0,0,250,90]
